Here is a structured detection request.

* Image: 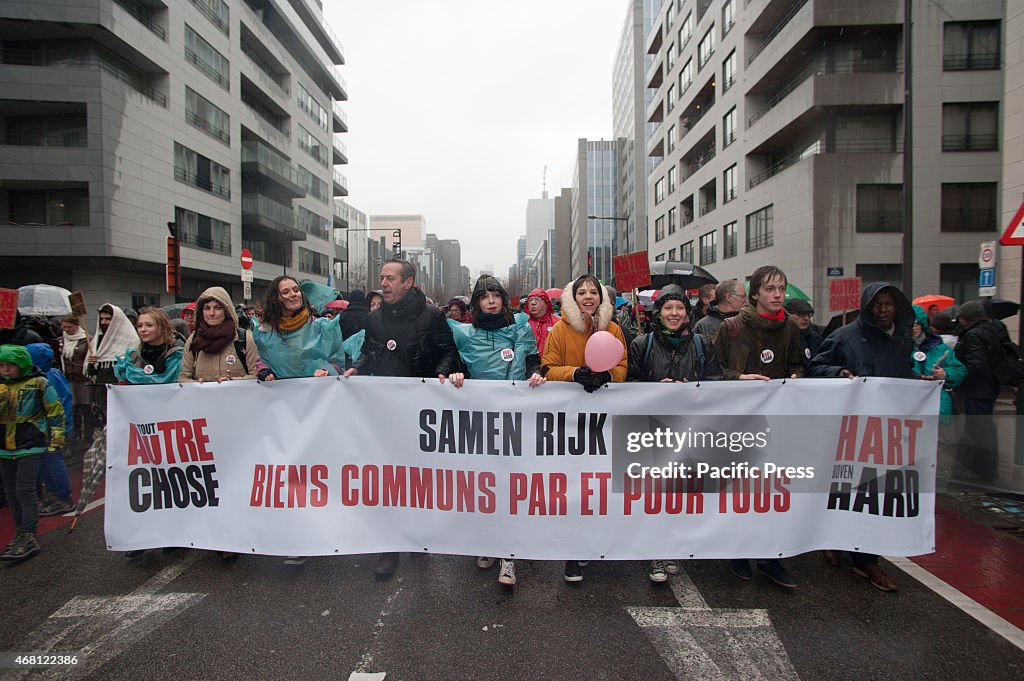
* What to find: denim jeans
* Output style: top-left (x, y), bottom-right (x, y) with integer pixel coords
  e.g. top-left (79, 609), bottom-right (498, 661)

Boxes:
top-left (0, 454), bottom-right (43, 534)
top-left (38, 448), bottom-right (72, 501)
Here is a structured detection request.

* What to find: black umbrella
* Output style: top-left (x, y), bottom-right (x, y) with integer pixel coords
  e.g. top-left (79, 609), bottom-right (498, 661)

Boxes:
top-left (987, 298), bottom-right (1020, 320)
top-left (824, 310), bottom-right (859, 337)
top-left (649, 261), bottom-right (718, 289)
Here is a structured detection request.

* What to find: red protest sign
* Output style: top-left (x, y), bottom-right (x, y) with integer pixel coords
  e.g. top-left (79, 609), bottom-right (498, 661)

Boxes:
top-left (0, 288), bottom-right (18, 330)
top-left (612, 250), bottom-right (651, 291)
top-left (829, 277), bottom-right (862, 311)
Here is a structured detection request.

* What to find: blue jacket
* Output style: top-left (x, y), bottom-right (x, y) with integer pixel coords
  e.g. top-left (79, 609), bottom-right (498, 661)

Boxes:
top-left (26, 343), bottom-right (73, 434)
top-left (252, 316), bottom-right (347, 378)
top-left (448, 313), bottom-right (539, 381)
top-left (808, 282), bottom-right (917, 379)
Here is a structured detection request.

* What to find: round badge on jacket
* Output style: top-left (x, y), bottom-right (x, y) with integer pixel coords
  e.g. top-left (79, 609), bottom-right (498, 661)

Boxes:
top-left (500, 348), bottom-right (515, 363)
top-left (143, 364), bottom-right (154, 375)
top-left (804, 347), bottom-right (811, 359)
top-left (760, 349), bottom-right (775, 364)
top-left (226, 355), bottom-right (237, 365)
top-left (913, 351), bottom-right (927, 363)
top-left (386, 339), bottom-right (398, 351)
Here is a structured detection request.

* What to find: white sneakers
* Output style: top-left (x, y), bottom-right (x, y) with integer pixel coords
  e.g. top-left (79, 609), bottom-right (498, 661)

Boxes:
top-left (498, 559), bottom-right (516, 585)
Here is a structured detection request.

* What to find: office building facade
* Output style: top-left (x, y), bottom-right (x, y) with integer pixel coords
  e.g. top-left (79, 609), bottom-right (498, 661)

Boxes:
top-left (571, 139), bottom-right (619, 284)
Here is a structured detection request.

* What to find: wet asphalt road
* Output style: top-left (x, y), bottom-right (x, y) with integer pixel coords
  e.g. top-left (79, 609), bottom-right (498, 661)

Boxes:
top-left (0, 508), bottom-right (1022, 681)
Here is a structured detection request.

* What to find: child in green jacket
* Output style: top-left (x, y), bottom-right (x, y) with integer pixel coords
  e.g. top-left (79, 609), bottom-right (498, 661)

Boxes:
top-left (0, 344), bottom-right (65, 562)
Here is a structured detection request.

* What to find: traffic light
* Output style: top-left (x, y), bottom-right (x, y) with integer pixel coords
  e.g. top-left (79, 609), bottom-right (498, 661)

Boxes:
top-left (166, 222), bottom-right (181, 294)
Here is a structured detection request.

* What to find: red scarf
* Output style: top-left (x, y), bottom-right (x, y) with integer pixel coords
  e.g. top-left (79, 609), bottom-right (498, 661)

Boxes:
top-left (759, 309), bottom-right (785, 322)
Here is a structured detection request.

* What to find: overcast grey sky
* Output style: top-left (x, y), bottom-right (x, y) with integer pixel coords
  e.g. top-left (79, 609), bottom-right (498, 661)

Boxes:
top-left (326, 0), bottom-right (628, 275)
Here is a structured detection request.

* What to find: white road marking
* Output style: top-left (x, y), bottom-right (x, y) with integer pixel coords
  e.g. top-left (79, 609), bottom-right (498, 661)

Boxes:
top-left (1, 552), bottom-right (205, 681)
top-left (349, 581), bottom-right (403, 680)
top-left (627, 569), bottom-right (800, 681)
top-left (887, 556), bottom-right (1024, 652)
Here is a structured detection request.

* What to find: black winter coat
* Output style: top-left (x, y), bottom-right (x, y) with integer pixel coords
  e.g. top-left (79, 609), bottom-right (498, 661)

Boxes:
top-left (340, 301), bottom-right (370, 339)
top-left (807, 282), bottom-right (916, 379)
top-left (356, 287), bottom-right (460, 378)
top-left (955, 320), bottom-right (1001, 400)
top-left (627, 330), bottom-right (724, 382)
top-left (798, 326), bottom-right (824, 370)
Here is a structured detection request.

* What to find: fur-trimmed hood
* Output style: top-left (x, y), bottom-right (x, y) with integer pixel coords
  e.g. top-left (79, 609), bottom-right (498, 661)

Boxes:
top-left (560, 282), bottom-right (614, 334)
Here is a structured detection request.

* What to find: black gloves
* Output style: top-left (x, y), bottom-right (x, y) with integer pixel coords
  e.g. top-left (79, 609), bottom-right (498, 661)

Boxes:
top-left (573, 367), bottom-right (611, 393)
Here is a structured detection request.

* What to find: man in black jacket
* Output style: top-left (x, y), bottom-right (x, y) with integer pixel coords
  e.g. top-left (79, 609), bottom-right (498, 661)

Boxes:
top-left (344, 260), bottom-right (460, 577)
top-left (784, 299), bottom-right (823, 371)
top-left (339, 288), bottom-right (369, 340)
top-left (807, 282), bottom-right (916, 593)
top-left (954, 300), bottom-right (1001, 483)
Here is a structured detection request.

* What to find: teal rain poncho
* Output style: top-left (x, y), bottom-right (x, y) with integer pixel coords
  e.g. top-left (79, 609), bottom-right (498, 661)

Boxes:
top-left (252, 316), bottom-right (353, 377)
top-left (448, 313), bottom-right (538, 381)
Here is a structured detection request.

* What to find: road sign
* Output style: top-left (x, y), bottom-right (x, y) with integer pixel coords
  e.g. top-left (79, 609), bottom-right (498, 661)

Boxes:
top-left (827, 267), bottom-right (844, 277)
top-left (243, 281), bottom-right (252, 301)
top-left (979, 268), bottom-right (995, 287)
top-left (240, 269), bottom-right (253, 283)
top-left (240, 248), bottom-right (253, 270)
top-left (829, 277), bottom-right (861, 311)
top-left (979, 241), bottom-right (996, 268)
top-left (1000, 199), bottom-right (1024, 245)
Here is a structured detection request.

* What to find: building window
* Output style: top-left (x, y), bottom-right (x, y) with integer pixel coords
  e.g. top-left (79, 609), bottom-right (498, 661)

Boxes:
top-left (297, 206), bottom-right (331, 240)
top-left (655, 215), bottom-right (666, 242)
top-left (299, 247), bottom-right (331, 276)
top-left (723, 165), bottom-right (737, 203)
top-left (189, 0), bottom-right (230, 36)
top-left (723, 221), bottom-right (737, 259)
top-left (942, 102), bottom-right (999, 151)
top-left (668, 206), bottom-right (677, 235)
top-left (667, 124), bottom-right (676, 153)
top-left (297, 83), bottom-right (330, 132)
top-left (698, 26), bottom-right (716, 70)
top-left (944, 21), bottom-right (1000, 71)
top-left (856, 263), bottom-right (903, 287)
top-left (746, 205), bottom-right (773, 252)
top-left (174, 143), bottom-right (230, 199)
top-left (185, 87), bottom-right (230, 144)
top-left (8, 187), bottom-right (89, 225)
top-left (4, 113), bottom-right (86, 147)
top-left (722, 0), bottom-right (736, 37)
top-left (681, 240), bottom-right (694, 263)
top-left (297, 125), bottom-right (329, 168)
top-left (856, 184), bottom-right (902, 232)
top-left (667, 43), bottom-right (675, 71)
top-left (941, 183), bottom-right (997, 232)
top-left (655, 253), bottom-right (666, 262)
top-left (668, 166), bottom-right (677, 194)
top-left (722, 50), bottom-right (736, 92)
top-left (668, 248), bottom-right (677, 260)
top-left (184, 24), bottom-right (229, 90)
top-left (655, 177), bottom-right (666, 204)
top-left (699, 231), bottom-right (717, 265)
top-left (678, 12), bottom-right (692, 50)
top-left (174, 206), bottom-right (230, 255)
top-left (680, 58), bottom-right (693, 93)
top-left (723, 107), bottom-right (736, 147)
top-left (297, 165), bottom-right (329, 203)
top-left (940, 263), bottom-right (978, 303)
top-left (667, 84), bottom-right (676, 112)
top-left (131, 293), bottom-right (160, 310)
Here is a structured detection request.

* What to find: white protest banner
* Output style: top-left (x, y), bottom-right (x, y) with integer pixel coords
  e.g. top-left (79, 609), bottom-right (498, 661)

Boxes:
top-left (105, 377), bottom-right (940, 559)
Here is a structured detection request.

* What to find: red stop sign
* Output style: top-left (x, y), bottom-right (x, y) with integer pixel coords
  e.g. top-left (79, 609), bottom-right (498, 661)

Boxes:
top-left (240, 248), bottom-right (253, 269)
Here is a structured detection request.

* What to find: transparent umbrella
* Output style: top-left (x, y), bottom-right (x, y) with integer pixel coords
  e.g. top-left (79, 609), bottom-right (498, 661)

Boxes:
top-left (17, 284), bottom-right (71, 317)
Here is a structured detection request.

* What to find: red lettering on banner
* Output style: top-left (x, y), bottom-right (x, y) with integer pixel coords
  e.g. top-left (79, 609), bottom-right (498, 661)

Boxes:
top-left (436, 469), bottom-right (454, 511)
top-left (287, 465), bottom-right (307, 508)
top-left (509, 472), bottom-right (526, 515)
top-left (157, 421), bottom-right (176, 463)
top-left (128, 425), bottom-right (151, 465)
top-left (621, 474), bottom-right (640, 515)
top-left (409, 467), bottom-right (433, 508)
top-left (732, 477), bottom-right (751, 513)
top-left (250, 464), bottom-right (266, 506)
top-left (173, 420), bottom-right (199, 462)
top-left (835, 415), bottom-right (858, 461)
top-left (310, 465), bottom-right (328, 507)
top-left (363, 465), bottom-right (380, 506)
top-left (887, 418), bottom-right (903, 466)
top-left (774, 473), bottom-right (791, 512)
top-left (193, 418), bottom-right (213, 460)
top-left (457, 470), bottom-right (475, 512)
top-left (478, 472), bottom-right (496, 513)
top-left (905, 419), bottom-right (922, 465)
top-left (383, 465), bottom-right (407, 507)
top-left (858, 417), bottom-right (884, 464)
top-left (272, 465), bottom-right (285, 508)
top-left (341, 464), bottom-right (358, 506)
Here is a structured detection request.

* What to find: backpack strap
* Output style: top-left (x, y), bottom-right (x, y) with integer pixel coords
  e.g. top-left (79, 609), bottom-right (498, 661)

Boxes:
top-left (693, 334), bottom-right (705, 380)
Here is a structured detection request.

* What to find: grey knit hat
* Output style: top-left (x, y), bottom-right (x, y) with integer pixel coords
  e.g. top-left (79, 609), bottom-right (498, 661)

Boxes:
top-left (956, 300), bottom-right (986, 324)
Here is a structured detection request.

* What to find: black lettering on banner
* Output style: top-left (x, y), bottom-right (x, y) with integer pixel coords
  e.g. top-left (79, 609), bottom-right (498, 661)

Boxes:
top-left (419, 410), bottom-right (436, 452)
top-left (459, 410), bottom-right (484, 454)
top-left (536, 412), bottom-right (554, 455)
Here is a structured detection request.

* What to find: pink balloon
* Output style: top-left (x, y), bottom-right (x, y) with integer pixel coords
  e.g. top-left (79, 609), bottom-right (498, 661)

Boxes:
top-left (585, 331), bottom-right (625, 373)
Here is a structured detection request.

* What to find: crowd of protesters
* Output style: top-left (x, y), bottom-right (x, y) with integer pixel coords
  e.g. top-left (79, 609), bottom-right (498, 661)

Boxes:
top-left (0, 260), bottom-right (1014, 597)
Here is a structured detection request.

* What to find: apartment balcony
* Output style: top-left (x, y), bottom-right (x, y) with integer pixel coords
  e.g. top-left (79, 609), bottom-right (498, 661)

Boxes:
top-left (332, 99), bottom-right (348, 133)
top-left (332, 168), bottom-right (348, 197)
top-left (241, 140), bottom-right (306, 201)
top-left (241, 193), bottom-right (306, 241)
top-left (646, 53), bottom-right (664, 90)
top-left (332, 198), bottom-right (350, 229)
top-left (747, 137), bottom-right (902, 189)
top-left (113, 0), bottom-right (167, 40)
top-left (646, 19), bottom-right (663, 56)
top-left (332, 135), bottom-right (348, 165)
